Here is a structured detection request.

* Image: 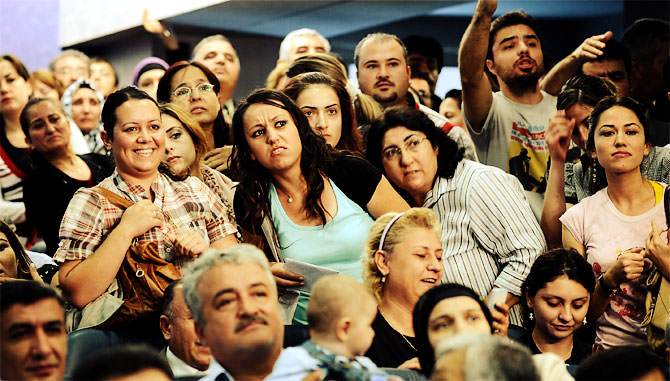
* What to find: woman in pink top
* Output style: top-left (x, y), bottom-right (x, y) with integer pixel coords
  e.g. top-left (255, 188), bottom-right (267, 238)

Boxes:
top-left (560, 96), bottom-right (667, 349)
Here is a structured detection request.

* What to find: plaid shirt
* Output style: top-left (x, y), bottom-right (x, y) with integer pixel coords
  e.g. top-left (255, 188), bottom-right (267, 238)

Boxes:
top-left (54, 170), bottom-right (236, 265)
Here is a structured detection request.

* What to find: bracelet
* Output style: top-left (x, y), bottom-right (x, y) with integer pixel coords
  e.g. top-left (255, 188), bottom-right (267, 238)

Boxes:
top-left (597, 273), bottom-right (617, 297)
top-left (162, 27), bottom-right (173, 39)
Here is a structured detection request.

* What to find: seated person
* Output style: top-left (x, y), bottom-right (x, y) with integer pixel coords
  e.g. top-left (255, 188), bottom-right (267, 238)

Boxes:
top-left (574, 346), bottom-right (667, 381)
top-left (0, 219), bottom-right (44, 282)
top-left (159, 280), bottom-right (210, 378)
top-left (70, 344), bottom-right (172, 381)
top-left (268, 274), bottom-right (394, 380)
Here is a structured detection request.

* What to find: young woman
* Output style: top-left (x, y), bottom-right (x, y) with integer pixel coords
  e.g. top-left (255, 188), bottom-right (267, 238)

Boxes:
top-left (0, 55), bottom-right (34, 243)
top-left (21, 97), bottom-right (112, 256)
top-left (366, 106), bottom-right (545, 327)
top-left (519, 249), bottom-right (595, 365)
top-left (561, 96), bottom-right (666, 349)
top-left (283, 72), bottom-right (363, 152)
top-left (412, 283), bottom-right (495, 375)
top-left (0, 219), bottom-right (41, 282)
top-left (160, 103), bottom-right (237, 230)
top-left (361, 208), bottom-right (444, 370)
top-left (55, 87), bottom-right (237, 335)
top-left (542, 75), bottom-right (670, 248)
top-left (156, 61), bottom-right (232, 171)
top-left (132, 57), bottom-right (168, 100)
top-left (230, 89), bottom-right (408, 325)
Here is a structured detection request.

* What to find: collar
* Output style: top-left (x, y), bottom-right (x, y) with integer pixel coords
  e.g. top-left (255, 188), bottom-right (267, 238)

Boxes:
top-left (165, 347), bottom-right (209, 378)
top-left (205, 359), bottom-right (235, 381)
top-left (422, 161), bottom-right (464, 208)
top-left (110, 169), bottom-right (164, 202)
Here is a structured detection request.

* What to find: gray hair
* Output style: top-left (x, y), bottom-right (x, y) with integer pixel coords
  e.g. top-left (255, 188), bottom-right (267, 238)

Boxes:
top-left (354, 32), bottom-right (408, 68)
top-left (435, 334), bottom-right (539, 381)
top-left (49, 49), bottom-right (90, 72)
top-left (191, 34), bottom-right (237, 65)
top-left (278, 28), bottom-right (330, 61)
top-left (181, 244), bottom-right (274, 327)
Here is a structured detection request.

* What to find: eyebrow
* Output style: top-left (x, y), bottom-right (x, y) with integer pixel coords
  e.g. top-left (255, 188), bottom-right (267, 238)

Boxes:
top-left (174, 78), bottom-right (206, 90)
top-left (120, 119), bottom-right (160, 127)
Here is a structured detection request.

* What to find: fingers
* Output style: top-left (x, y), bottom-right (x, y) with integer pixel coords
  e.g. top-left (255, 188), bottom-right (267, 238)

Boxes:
top-left (490, 303), bottom-right (510, 336)
top-left (270, 263), bottom-right (304, 287)
top-left (29, 263), bottom-right (43, 282)
top-left (173, 231), bottom-right (208, 258)
top-left (142, 8), bottom-right (149, 23)
top-left (397, 357), bottom-right (422, 371)
top-left (301, 370), bottom-right (323, 381)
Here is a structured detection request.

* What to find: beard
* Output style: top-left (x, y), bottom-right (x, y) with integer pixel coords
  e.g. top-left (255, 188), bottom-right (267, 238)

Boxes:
top-left (373, 91), bottom-right (399, 106)
top-left (505, 70), bottom-right (543, 95)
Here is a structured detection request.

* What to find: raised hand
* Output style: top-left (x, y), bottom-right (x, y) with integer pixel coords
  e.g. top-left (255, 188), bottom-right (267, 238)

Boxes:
top-left (571, 31), bottom-right (613, 62)
top-left (546, 110), bottom-right (576, 163)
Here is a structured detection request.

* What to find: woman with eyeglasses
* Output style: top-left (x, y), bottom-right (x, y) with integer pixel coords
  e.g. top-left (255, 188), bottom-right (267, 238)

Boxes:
top-left (157, 61), bottom-right (232, 172)
top-left (366, 106), bottom-right (546, 328)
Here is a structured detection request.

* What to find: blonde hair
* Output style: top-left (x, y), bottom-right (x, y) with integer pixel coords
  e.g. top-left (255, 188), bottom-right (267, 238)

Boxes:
top-left (159, 103), bottom-right (209, 165)
top-left (265, 61), bottom-right (291, 90)
top-left (30, 69), bottom-right (62, 97)
top-left (362, 207), bottom-right (441, 302)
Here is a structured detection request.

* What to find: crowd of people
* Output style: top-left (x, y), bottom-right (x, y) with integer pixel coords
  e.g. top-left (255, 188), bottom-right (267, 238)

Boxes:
top-left (1, 0), bottom-right (669, 380)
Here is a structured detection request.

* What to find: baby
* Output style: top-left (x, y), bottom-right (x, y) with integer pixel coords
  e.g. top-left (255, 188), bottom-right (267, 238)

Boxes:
top-left (268, 274), bottom-right (395, 380)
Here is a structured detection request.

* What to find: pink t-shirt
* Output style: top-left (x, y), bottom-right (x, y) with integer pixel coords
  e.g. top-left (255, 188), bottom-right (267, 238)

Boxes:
top-left (560, 185), bottom-right (665, 349)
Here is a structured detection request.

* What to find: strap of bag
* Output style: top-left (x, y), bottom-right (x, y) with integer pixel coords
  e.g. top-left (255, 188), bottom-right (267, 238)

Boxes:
top-left (93, 186), bottom-right (134, 210)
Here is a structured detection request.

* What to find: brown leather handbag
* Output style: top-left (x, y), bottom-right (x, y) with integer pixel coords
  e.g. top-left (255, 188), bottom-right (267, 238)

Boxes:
top-left (94, 187), bottom-right (182, 330)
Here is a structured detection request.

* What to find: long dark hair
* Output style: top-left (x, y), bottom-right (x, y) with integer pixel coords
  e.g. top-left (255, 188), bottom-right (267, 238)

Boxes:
top-left (413, 283), bottom-right (494, 376)
top-left (0, 220), bottom-right (33, 280)
top-left (520, 249), bottom-right (595, 330)
top-left (283, 72), bottom-right (363, 152)
top-left (366, 106), bottom-right (464, 204)
top-left (230, 89), bottom-right (333, 236)
top-left (585, 95), bottom-right (650, 193)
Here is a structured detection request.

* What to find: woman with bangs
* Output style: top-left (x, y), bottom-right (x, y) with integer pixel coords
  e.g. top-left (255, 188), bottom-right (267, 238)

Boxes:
top-left (561, 96), bottom-right (670, 350)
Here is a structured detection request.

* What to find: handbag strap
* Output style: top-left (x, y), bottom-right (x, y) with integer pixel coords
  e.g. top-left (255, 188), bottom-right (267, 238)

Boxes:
top-left (664, 184), bottom-right (670, 228)
top-left (93, 186), bottom-right (134, 210)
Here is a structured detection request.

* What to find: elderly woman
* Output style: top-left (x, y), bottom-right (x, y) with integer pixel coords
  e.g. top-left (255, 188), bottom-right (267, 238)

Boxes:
top-left (230, 89), bottom-right (408, 325)
top-left (362, 208), bottom-right (443, 370)
top-left (366, 106), bottom-right (546, 327)
top-left (20, 97), bottom-right (113, 256)
top-left (62, 78), bottom-right (107, 154)
top-left (55, 87), bottom-right (237, 337)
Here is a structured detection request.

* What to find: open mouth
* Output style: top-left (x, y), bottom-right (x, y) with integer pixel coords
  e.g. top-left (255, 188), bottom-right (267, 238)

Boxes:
top-left (271, 147), bottom-right (286, 156)
top-left (134, 148), bottom-right (155, 157)
top-left (421, 278), bottom-right (437, 284)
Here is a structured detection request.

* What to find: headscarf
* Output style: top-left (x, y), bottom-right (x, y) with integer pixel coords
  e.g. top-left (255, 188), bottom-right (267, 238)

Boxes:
top-left (132, 57), bottom-right (169, 86)
top-left (412, 283), bottom-right (494, 376)
top-left (61, 78), bottom-right (105, 154)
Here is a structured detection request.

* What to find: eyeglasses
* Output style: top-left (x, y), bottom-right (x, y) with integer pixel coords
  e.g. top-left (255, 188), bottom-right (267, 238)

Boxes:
top-left (382, 135), bottom-right (427, 161)
top-left (171, 83), bottom-right (215, 99)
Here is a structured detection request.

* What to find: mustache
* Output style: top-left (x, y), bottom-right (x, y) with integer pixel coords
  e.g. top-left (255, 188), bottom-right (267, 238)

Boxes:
top-left (375, 80), bottom-right (394, 87)
top-left (234, 315), bottom-right (268, 332)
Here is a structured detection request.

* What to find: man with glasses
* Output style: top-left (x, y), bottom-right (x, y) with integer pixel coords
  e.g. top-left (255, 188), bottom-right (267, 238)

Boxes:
top-left (49, 49), bottom-right (90, 90)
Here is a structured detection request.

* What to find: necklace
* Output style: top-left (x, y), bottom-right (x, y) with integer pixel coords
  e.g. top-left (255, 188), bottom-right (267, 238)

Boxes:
top-left (275, 185), bottom-right (294, 203)
top-left (379, 309), bottom-right (417, 353)
top-left (400, 332), bottom-right (418, 353)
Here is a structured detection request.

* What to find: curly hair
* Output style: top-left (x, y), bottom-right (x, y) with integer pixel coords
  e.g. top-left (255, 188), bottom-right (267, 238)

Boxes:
top-left (229, 89), bottom-right (333, 236)
top-left (283, 72), bottom-right (363, 152)
top-left (362, 207), bottom-right (441, 302)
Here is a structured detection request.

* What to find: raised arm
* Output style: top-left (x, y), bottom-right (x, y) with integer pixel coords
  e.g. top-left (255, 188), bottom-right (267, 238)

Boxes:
top-left (458, 0), bottom-right (496, 133)
top-left (540, 31), bottom-right (612, 95)
top-left (540, 111), bottom-right (575, 248)
top-left (59, 199), bottom-right (162, 308)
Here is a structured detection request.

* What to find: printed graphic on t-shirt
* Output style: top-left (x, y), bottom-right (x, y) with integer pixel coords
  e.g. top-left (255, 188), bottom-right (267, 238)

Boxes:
top-left (508, 121), bottom-right (548, 192)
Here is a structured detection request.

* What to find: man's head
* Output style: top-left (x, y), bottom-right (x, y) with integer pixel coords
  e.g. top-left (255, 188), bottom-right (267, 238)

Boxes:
top-left (90, 57), bottom-right (118, 99)
top-left (622, 18), bottom-right (670, 104)
top-left (355, 33), bottom-right (411, 108)
top-left (192, 34), bottom-right (240, 102)
top-left (410, 71), bottom-right (435, 109)
top-left (307, 275), bottom-right (377, 359)
top-left (432, 334), bottom-right (539, 381)
top-left (70, 345), bottom-right (173, 381)
top-left (159, 280), bottom-right (211, 371)
top-left (580, 39), bottom-right (631, 96)
top-left (403, 35), bottom-right (443, 87)
top-left (0, 281), bottom-right (67, 381)
top-left (486, 11), bottom-right (545, 94)
top-left (278, 28), bottom-right (330, 63)
top-left (49, 49), bottom-right (90, 89)
top-left (575, 346), bottom-right (667, 381)
top-left (182, 244), bottom-right (283, 378)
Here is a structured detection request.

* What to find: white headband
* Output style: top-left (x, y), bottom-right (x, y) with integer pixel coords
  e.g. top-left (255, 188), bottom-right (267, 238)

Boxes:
top-left (377, 212), bottom-right (406, 252)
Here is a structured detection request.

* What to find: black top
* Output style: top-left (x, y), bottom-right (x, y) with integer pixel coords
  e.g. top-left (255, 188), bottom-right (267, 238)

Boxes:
top-left (24, 153), bottom-right (113, 256)
top-left (514, 330), bottom-right (592, 366)
top-left (326, 153), bottom-right (382, 212)
top-left (0, 127), bottom-right (31, 175)
top-left (365, 311), bottom-right (418, 369)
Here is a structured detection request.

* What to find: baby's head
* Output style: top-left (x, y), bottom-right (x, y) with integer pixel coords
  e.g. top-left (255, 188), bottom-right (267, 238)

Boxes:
top-left (307, 274), bottom-right (378, 359)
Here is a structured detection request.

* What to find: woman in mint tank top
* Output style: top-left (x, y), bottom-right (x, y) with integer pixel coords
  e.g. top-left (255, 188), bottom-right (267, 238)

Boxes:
top-left (230, 89), bottom-right (409, 325)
